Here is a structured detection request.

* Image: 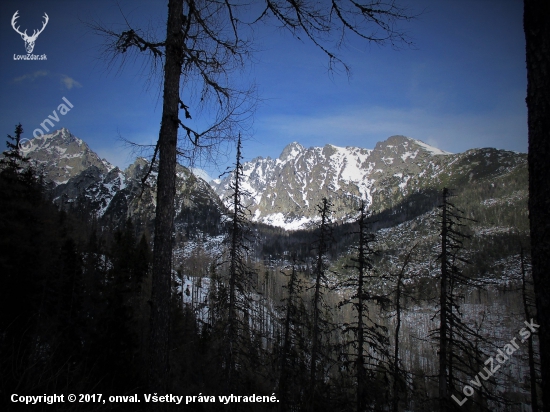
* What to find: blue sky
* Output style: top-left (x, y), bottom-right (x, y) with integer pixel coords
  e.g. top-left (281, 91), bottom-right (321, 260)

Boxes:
top-left (0, 0), bottom-right (526, 180)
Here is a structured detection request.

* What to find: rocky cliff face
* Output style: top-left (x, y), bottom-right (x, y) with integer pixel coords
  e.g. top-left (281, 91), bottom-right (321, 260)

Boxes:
top-left (212, 142), bottom-right (375, 229)
top-left (212, 135), bottom-right (527, 230)
top-left (23, 128), bottom-right (112, 185)
top-left (22, 129), bottom-right (527, 237)
top-left (23, 129), bottom-right (225, 236)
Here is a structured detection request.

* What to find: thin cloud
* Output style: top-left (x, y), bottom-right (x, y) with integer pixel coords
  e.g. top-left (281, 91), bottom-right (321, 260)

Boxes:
top-left (256, 105), bottom-right (528, 154)
top-left (60, 75), bottom-right (82, 90)
top-left (13, 70), bottom-right (49, 83)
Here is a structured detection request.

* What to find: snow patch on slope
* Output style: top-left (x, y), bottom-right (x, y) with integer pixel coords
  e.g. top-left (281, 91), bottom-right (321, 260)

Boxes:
top-left (413, 139), bottom-right (453, 155)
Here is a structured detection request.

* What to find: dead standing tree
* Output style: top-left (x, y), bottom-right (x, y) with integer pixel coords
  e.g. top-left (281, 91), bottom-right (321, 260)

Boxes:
top-left (337, 202), bottom-right (391, 411)
top-left (221, 134), bottom-right (256, 391)
top-left (434, 188), bottom-right (500, 411)
top-left (278, 253), bottom-right (307, 411)
top-left (436, 187), bottom-right (474, 411)
top-left (308, 197), bottom-right (335, 412)
top-left (91, 0), bottom-right (414, 394)
top-left (520, 246), bottom-right (540, 412)
top-left (388, 243), bottom-right (419, 412)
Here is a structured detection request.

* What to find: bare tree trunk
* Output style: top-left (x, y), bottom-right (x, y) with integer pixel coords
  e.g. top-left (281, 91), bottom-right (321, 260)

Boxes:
top-left (89, 0), bottom-right (415, 402)
top-left (356, 204), bottom-right (366, 412)
top-left (392, 270), bottom-right (402, 412)
top-left (148, 0), bottom-right (183, 395)
top-left (279, 256), bottom-right (299, 412)
top-left (448, 271), bottom-right (455, 396)
top-left (308, 198), bottom-right (331, 412)
top-left (309, 252), bottom-right (322, 411)
top-left (524, 1), bottom-right (550, 409)
top-left (521, 246), bottom-right (539, 412)
top-left (439, 187), bottom-right (449, 411)
top-left (225, 134), bottom-right (243, 386)
top-left (392, 245), bottom-right (416, 412)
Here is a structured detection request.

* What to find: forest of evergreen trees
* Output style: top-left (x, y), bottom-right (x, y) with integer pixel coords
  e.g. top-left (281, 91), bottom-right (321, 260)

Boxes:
top-left (1, 125), bottom-right (541, 411)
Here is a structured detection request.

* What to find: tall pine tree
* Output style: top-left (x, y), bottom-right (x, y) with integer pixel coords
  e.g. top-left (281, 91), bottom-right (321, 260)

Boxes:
top-left (338, 202), bottom-right (390, 411)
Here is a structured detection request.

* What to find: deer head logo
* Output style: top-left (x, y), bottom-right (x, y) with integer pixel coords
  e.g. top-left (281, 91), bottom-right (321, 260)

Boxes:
top-left (11, 11), bottom-right (49, 54)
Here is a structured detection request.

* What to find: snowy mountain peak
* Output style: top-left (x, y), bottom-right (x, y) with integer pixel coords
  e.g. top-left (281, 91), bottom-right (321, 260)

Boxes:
top-left (279, 141), bottom-right (305, 161)
top-left (30, 135), bottom-right (226, 233)
top-left (33, 128), bottom-right (83, 147)
top-left (378, 135), bottom-right (452, 156)
top-left (23, 128), bottom-right (111, 185)
top-left (410, 138), bottom-right (452, 155)
top-left (212, 136), bottom-right (525, 230)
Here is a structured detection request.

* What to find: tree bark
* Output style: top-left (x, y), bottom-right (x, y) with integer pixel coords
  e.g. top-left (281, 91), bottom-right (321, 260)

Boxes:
top-left (308, 198), bottom-right (330, 412)
top-left (439, 187), bottom-right (448, 411)
top-left (356, 204), bottom-right (366, 412)
top-left (279, 257), bottom-right (298, 412)
top-left (148, 0), bottom-right (183, 395)
top-left (225, 134), bottom-right (243, 387)
top-left (521, 247), bottom-right (539, 412)
top-left (392, 246), bottom-right (415, 412)
top-left (524, 1), bottom-right (550, 409)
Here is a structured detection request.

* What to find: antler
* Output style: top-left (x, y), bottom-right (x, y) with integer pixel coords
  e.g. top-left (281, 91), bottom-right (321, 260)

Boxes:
top-left (28, 13), bottom-right (49, 41)
top-left (11, 11), bottom-right (49, 41)
top-left (11, 11), bottom-right (27, 38)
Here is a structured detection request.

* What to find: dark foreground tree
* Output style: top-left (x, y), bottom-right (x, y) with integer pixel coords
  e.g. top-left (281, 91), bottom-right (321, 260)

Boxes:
top-left (221, 134), bottom-right (256, 391)
top-left (437, 187), bottom-right (452, 411)
top-left (93, 0), bottom-right (414, 394)
top-left (1, 123), bottom-right (28, 174)
top-left (308, 198), bottom-right (334, 411)
top-left (434, 188), bottom-right (507, 411)
top-left (1, 125), bottom-right (153, 408)
top-left (337, 202), bottom-right (390, 411)
top-left (524, 1), bottom-right (550, 408)
top-left (278, 253), bottom-right (307, 411)
top-left (436, 187), bottom-right (471, 411)
top-left (520, 246), bottom-right (540, 412)
top-left (389, 243), bottom-right (419, 412)
top-left (435, 188), bottom-right (483, 411)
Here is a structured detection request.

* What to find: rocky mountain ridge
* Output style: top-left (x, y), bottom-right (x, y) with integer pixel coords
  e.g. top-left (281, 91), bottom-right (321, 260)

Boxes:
top-left (22, 128), bottom-right (112, 184)
top-left (212, 135), bottom-right (526, 230)
top-left (21, 128), bottom-right (224, 236)
top-left (18, 129), bottom-right (528, 240)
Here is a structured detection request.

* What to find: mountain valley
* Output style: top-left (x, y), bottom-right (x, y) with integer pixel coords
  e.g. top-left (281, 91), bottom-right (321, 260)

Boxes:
top-left (7, 127), bottom-right (536, 410)
top-left (18, 128), bottom-right (530, 273)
